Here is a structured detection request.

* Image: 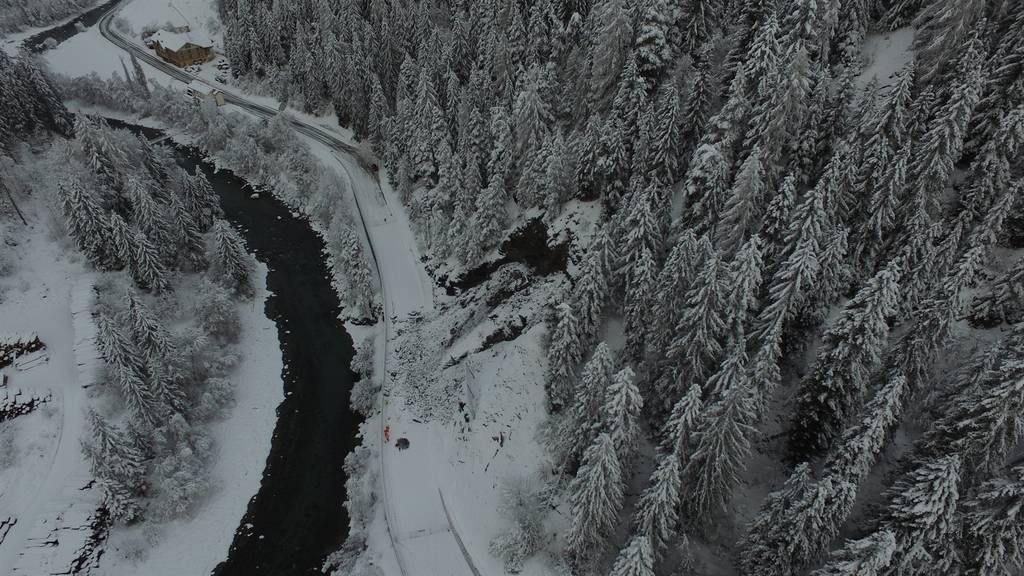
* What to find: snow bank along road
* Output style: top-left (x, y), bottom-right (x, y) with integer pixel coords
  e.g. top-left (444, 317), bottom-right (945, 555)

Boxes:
top-left (96, 4), bottom-right (477, 575)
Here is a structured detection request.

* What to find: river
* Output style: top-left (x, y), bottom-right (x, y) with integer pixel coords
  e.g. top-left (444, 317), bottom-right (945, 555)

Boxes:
top-left (21, 0), bottom-right (119, 53)
top-left (105, 118), bottom-right (359, 575)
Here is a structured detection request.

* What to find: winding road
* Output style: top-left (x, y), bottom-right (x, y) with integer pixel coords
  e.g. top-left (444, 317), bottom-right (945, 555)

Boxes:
top-left (94, 4), bottom-right (478, 575)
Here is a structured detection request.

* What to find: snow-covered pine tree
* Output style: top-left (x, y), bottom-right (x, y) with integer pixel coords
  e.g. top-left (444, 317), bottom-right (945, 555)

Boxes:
top-left (722, 235), bottom-right (764, 340)
top-left (589, 0), bottom-right (633, 101)
top-left (512, 65), bottom-right (553, 165)
top-left (131, 225), bottom-right (169, 293)
top-left (546, 302), bottom-right (584, 410)
top-left (739, 463), bottom-right (857, 576)
top-left (126, 289), bottom-right (172, 360)
top-left (209, 220), bottom-right (254, 297)
top-left (633, 0), bottom-right (673, 78)
top-left (678, 0), bottom-right (723, 53)
top-left (182, 170), bottom-right (221, 232)
top-left (961, 465), bottom-right (1024, 575)
top-left (657, 244), bottom-right (727, 401)
top-left (632, 450), bottom-right (682, 556)
top-left (881, 455), bottom-right (963, 572)
top-left (608, 533), bottom-right (655, 576)
top-left (114, 360), bottom-right (160, 427)
top-left (129, 52), bottom-right (149, 96)
top-left (662, 381), bottom-right (702, 453)
top-left (646, 81), bottom-right (684, 186)
top-left (790, 260), bottom-right (902, 459)
top-left (644, 232), bottom-right (703, 385)
top-left (603, 366), bottom-right (642, 464)
top-left (912, 0), bottom-right (987, 82)
top-left (682, 337), bottom-right (755, 515)
top-left (809, 531), bottom-right (897, 576)
top-left (715, 147), bottom-right (766, 255)
top-left (566, 432), bottom-right (624, 560)
top-left (59, 178), bottom-right (110, 265)
top-left (558, 341), bottom-right (617, 467)
top-left (96, 309), bottom-right (144, 376)
top-left (85, 409), bottom-right (145, 522)
top-left (572, 228), bottom-right (615, 349)
top-left (970, 255), bottom-right (1024, 325)
top-left (921, 324), bottom-right (1024, 473)
top-left (824, 373), bottom-right (907, 483)
top-left (624, 244), bottom-right (657, 358)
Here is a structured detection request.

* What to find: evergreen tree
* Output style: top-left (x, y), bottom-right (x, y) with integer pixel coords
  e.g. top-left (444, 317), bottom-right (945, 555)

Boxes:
top-left (790, 261), bottom-right (902, 459)
top-left (683, 338), bottom-right (755, 514)
top-left (559, 342), bottom-right (617, 466)
top-left (114, 360), bottom-right (159, 427)
top-left (633, 0), bottom-right (673, 77)
top-left (126, 289), bottom-right (172, 360)
top-left (633, 450), bottom-right (681, 555)
top-left (912, 0), bottom-right (987, 82)
top-left (546, 302), bottom-right (584, 410)
top-left (882, 455), bottom-right (962, 572)
top-left (716, 147), bottom-right (766, 254)
top-left (85, 409), bottom-right (145, 522)
top-left (739, 463), bottom-right (857, 576)
top-left (679, 0), bottom-right (723, 53)
top-left (566, 432), bottom-right (624, 559)
top-left (209, 220), bottom-right (254, 297)
top-left (182, 171), bottom-right (221, 231)
top-left (810, 531), bottom-right (897, 576)
top-left (96, 308), bottom-right (143, 376)
top-left (962, 466), bottom-right (1024, 576)
top-left (609, 534), bottom-right (655, 576)
top-left (59, 178), bottom-right (109, 265)
top-left (589, 0), bottom-right (633, 100)
top-left (603, 366), bottom-right (642, 463)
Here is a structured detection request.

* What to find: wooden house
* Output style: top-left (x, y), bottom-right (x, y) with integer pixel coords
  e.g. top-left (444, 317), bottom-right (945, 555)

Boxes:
top-left (150, 30), bottom-right (214, 67)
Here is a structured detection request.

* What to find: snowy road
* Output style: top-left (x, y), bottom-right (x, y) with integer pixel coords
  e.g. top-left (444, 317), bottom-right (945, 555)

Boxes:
top-left (95, 4), bottom-right (479, 575)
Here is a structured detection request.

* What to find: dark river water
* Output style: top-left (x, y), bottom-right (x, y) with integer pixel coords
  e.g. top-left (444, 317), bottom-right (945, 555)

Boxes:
top-left (22, 0), bottom-right (119, 53)
top-left (104, 118), bottom-right (359, 575)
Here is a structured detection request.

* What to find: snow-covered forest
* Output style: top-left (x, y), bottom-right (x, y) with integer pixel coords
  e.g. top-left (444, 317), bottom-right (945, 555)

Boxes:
top-left (215, 0), bottom-right (1024, 574)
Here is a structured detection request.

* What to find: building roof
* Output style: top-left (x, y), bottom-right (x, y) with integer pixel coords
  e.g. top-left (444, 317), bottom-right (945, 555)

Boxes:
top-left (150, 29), bottom-right (213, 52)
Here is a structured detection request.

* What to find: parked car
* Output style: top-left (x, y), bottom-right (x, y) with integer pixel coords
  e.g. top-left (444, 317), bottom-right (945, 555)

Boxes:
top-left (214, 74), bottom-right (227, 84)
top-left (216, 61), bottom-right (230, 70)
top-left (185, 65), bottom-right (200, 73)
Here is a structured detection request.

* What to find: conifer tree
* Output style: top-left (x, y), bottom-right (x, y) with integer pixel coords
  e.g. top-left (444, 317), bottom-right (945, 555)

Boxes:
top-left (589, 0), bottom-right (633, 100)
top-left (810, 531), bottom-right (897, 576)
top-left (716, 147), bottom-right (766, 254)
top-left (559, 342), bottom-right (616, 466)
top-left (209, 220), bottom-right (253, 297)
top-left (790, 261), bottom-right (902, 459)
top-left (683, 338), bottom-right (755, 514)
top-left (546, 302), bottom-right (583, 410)
top-left (59, 178), bottom-right (109, 265)
top-left (114, 360), bottom-right (159, 427)
top-left (603, 366), bottom-right (642, 463)
top-left (126, 289), bottom-right (171, 360)
top-left (131, 227), bottom-right (169, 293)
top-left (633, 0), bottom-right (673, 78)
top-left (679, 0), bottom-right (723, 53)
top-left (633, 450), bottom-right (681, 555)
top-left (85, 410), bottom-right (145, 522)
top-left (657, 246), bottom-right (726, 401)
top-left (566, 432), bottom-right (624, 559)
top-left (182, 171), bottom-right (221, 232)
top-left (644, 232), bottom-right (702, 383)
top-left (912, 0), bottom-right (987, 82)
top-left (739, 463), bottom-right (857, 576)
top-left (609, 534), bottom-right (655, 576)
top-left (882, 455), bottom-right (962, 572)
top-left (96, 309), bottom-right (143, 376)
top-left (962, 465), bottom-right (1024, 575)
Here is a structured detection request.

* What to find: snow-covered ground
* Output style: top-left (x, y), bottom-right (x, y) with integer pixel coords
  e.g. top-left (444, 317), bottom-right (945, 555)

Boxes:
top-left (0, 228), bottom-right (101, 574)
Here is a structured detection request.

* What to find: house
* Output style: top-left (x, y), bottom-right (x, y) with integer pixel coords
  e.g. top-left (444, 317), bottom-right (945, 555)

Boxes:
top-left (150, 29), bottom-right (214, 67)
top-left (186, 80), bottom-right (225, 106)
